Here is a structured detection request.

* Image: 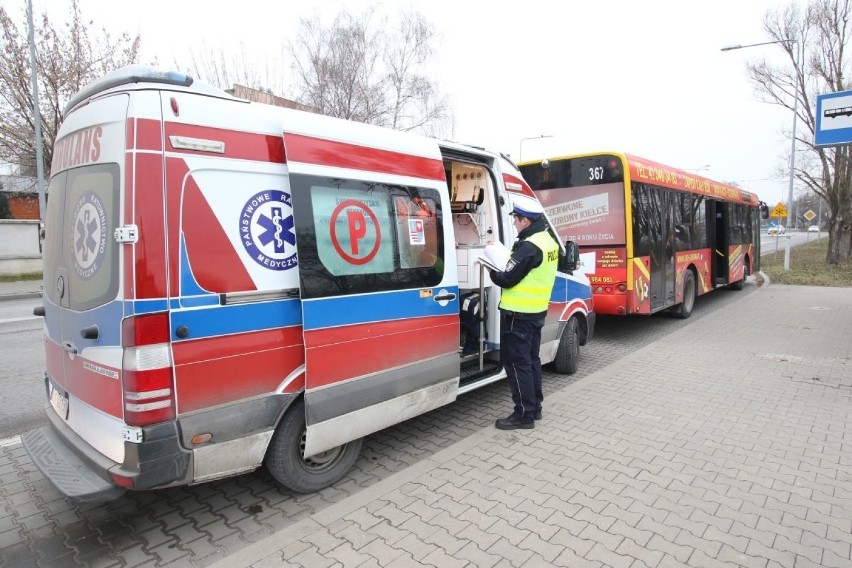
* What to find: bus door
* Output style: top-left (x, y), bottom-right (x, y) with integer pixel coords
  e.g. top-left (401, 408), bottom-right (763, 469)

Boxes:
top-left (648, 190), bottom-right (676, 311)
top-left (710, 201), bottom-right (730, 285)
top-left (289, 172), bottom-right (461, 459)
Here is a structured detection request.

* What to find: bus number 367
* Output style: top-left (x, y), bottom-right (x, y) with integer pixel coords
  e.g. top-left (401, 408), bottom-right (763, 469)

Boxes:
top-left (589, 167), bottom-right (604, 181)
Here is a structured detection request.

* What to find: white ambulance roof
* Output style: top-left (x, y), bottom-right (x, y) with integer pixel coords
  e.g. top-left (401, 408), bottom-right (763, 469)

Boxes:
top-left (64, 65), bottom-right (235, 115)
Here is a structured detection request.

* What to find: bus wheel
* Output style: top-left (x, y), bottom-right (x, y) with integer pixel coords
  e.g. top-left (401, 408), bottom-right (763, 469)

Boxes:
top-left (264, 398), bottom-right (363, 493)
top-left (730, 259), bottom-right (748, 290)
top-left (553, 316), bottom-right (579, 374)
top-left (672, 270), bottom-right (695, 319)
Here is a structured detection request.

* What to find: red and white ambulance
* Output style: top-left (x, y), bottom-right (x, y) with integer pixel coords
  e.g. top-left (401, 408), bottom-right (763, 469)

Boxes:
top-left (23, 66), bottom-right (594, 502)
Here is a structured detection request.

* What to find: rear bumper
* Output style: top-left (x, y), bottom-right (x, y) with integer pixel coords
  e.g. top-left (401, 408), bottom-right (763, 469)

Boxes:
top-left (22, 408), bottom-right (125, 503)
top-left (22, 401), bottom-right (192, 503)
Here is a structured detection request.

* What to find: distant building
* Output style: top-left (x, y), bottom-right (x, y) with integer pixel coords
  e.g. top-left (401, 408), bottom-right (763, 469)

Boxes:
top-left (228, 85), bottom-right (318, 113)
top-left (0, 174), bottom-right (39, 220)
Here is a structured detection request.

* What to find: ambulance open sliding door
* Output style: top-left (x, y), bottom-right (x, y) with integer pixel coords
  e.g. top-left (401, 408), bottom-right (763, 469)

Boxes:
top-left (290, 173), bottom-right (460, 457)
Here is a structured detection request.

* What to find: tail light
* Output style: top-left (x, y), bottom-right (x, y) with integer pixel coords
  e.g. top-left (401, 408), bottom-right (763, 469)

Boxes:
top-left (594, 284), bottom-right (627, 294)
top-left (121, 313), bottom-right (175, 426)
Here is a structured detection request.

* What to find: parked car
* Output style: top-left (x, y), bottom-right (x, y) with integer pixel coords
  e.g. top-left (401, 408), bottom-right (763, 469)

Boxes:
top-left (767, 226), bottom-right (786, 236)
top-left (808, 225), bottom-right (819, 232)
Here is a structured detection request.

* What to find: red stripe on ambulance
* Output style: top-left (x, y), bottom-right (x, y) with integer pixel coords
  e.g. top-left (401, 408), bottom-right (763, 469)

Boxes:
top-left (284, 133), bottom-right (446, 181)
top-left (304, 315), bottom-right (458, 389)
top-left (180, 174), bottom-right (256, 292)
top-left (133, 153), bottom-right (168, 299)
top-left (136, 118), bottom-right (163, 152)
top-left (165, 122), bottom-right (285, 162)
top-left (173, 326), bottom-right (305, 413)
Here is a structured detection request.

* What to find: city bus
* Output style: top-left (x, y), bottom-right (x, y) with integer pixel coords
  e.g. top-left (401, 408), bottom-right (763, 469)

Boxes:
top-left (519, 152), bottom-right (768, 318)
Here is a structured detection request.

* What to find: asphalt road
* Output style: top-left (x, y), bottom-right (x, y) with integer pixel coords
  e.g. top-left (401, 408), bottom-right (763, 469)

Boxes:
top-left (0, 298), bottom-right (44, 439)
top-left (759, 229), bottom-right (822, 256)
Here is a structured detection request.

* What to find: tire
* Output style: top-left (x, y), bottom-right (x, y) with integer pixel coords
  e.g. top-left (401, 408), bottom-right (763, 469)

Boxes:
top-left (264, 398), bottom-right (363, 493)
top-left (672, 270), bottom-right (695, 319)
top-left (553, 316), bottom-right (579, 374)
top-left (730, 258), bottom-right (748, 290)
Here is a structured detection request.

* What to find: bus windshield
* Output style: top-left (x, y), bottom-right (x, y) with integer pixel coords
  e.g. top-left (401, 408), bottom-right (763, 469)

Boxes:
top-left (520, 155), bottom-right (626, 247)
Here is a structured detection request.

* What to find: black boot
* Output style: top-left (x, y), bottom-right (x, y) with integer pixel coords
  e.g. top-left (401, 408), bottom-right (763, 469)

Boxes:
top-left (495, 413), bottom-right (534, 430)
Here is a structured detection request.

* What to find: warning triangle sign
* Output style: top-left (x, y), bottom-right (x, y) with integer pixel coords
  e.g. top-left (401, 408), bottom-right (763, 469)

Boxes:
top-left (770, 202), bottom-right (788, 218)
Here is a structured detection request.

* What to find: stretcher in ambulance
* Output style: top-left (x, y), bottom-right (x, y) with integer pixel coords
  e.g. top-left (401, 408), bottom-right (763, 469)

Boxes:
top-left (23, 66), bottom-right (595, 501)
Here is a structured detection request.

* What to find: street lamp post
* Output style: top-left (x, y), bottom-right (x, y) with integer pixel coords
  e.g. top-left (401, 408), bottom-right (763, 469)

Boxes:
top-left (518, 135), bottom-right (553, 163)
top-left (26, 0), bottom-right (46, 227)
top-left (722, 39), bottom-right (798, 270)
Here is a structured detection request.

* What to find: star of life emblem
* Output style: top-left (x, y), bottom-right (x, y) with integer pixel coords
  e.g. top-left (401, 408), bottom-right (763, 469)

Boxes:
top-left (71, 191), bottom-right (107, 280)
top-left (240, 190), bottom-right (298, 271)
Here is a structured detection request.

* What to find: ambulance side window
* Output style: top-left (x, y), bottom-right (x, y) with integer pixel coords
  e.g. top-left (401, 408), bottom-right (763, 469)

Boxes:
top-left (290, 174), bottom-right (444, 300)
top-left (394, 195), bottom-right (440, 270)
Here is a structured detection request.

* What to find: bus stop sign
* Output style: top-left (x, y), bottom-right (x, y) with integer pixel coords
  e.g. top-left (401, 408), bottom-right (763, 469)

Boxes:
top-left (816, 90), bottom-right (852, 146)
top-left (770, 202), bottom-right (788, 218)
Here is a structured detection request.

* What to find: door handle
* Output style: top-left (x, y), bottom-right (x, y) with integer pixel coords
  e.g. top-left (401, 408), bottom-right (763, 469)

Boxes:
top-left (80, 325), bottom-right (99, 340)
top-left (433, 293), bottom-right (456, 302)
top-left (63, 342), bottom-right (78, 355)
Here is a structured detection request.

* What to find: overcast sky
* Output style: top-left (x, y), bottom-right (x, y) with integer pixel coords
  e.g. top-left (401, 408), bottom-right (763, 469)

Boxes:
top-left (26, 0), bottom-right (808, 207)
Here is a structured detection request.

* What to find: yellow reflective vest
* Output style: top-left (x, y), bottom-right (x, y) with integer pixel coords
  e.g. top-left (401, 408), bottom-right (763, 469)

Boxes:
top-left (499, 230), bottom-right (558, 313)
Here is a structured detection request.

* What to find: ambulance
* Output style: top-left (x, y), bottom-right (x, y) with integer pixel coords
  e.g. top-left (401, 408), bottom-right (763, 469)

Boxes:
top-left (23, 65), bottom-right (594, 502)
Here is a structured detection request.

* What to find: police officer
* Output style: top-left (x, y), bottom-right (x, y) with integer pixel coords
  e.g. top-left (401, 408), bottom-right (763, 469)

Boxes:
top-left (489, 194), bottom-right (558, 430)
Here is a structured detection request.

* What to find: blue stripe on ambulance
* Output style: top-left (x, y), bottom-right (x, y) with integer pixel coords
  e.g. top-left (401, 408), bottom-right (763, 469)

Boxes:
top-left (550, 275), bottom-right (592, 303)
top-left (302, 288), bottom-right (460, 331)
top-left (168, 299), bottom-right (303, 341)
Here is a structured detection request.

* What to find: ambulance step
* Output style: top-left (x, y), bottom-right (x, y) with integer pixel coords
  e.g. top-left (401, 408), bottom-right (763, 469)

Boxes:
top-left (460, 359), bottom-right (502, 383)
top-left (21, 426), bottom-right (125, 503)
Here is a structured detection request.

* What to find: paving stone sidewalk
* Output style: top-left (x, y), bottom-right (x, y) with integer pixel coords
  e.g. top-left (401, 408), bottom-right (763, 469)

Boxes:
top-left (214, 284), bottom-right (852, 568)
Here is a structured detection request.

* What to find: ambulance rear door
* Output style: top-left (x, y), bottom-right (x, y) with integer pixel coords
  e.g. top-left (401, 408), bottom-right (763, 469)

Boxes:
top-left (288, 147), bottom-right (460, 458)
top-left (40, 93), bottom-right (128, 465)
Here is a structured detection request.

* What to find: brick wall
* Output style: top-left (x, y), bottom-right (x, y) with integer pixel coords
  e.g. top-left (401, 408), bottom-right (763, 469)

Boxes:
top-left (7, 195), bottom-right (40, 220)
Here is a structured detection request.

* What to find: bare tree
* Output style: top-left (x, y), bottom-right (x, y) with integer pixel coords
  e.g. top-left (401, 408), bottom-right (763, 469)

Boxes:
top-left (289, 7), bottom-right (452, 137)
top-left (0, 0), bottom-right (140, 179)
top-left (179, 41), bottom-right (290, 97)
top-left (748, 0), bottom-right (852, 264)
top-left (383, 9), bottom-right (452, 136)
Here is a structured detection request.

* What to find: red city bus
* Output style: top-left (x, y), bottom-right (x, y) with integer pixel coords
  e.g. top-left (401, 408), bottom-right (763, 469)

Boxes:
top-left (519, 152), bottom-right (768, 318)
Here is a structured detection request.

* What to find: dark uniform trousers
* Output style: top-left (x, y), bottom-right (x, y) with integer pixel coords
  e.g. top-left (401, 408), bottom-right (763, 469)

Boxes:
top-left (500, 310), bottom-right (545, 421)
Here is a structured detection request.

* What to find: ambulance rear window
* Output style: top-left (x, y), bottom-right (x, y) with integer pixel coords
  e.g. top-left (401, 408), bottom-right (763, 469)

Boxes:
top-left (42, 164), bottom-right (120, 310)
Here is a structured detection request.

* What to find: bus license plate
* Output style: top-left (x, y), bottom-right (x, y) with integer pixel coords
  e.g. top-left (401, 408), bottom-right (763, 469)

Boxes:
top-left (49, 382), bottom-right (69, 420)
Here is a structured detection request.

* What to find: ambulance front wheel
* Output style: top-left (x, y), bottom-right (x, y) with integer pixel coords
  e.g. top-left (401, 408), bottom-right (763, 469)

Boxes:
top-left (553, 316), bottom-right (579, 375)
top-left (264, 398), bottom-right (363, 493)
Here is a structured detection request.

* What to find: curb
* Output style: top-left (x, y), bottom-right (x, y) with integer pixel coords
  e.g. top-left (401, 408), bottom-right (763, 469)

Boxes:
top-left (0, 291), bottom-right (43, 302)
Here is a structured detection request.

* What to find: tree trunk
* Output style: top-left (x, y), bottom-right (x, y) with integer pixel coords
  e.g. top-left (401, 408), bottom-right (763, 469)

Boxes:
top-left (826, 205), bottom-right (852, 264)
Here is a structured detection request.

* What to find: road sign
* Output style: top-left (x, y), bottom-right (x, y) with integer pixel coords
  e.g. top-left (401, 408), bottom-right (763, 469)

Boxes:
top-left (804, 209), bottom-right (816, 221)
top-left (769, 202), bottom-right (788, 218)
top-left (816, 90), bottom-right (852, 146)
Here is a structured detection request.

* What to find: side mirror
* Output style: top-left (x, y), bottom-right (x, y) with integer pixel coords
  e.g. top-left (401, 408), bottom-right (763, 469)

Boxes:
top-left (559, 240), bottom-right (580, 272)
top-left (759, 201), bottom-right (769, 220)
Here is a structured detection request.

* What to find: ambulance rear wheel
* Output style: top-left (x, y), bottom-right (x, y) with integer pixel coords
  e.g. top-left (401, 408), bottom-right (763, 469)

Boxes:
top-left (553, 316), bottom-right (579, 375)
top-left (265, 398), bottom-right (363, 493)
